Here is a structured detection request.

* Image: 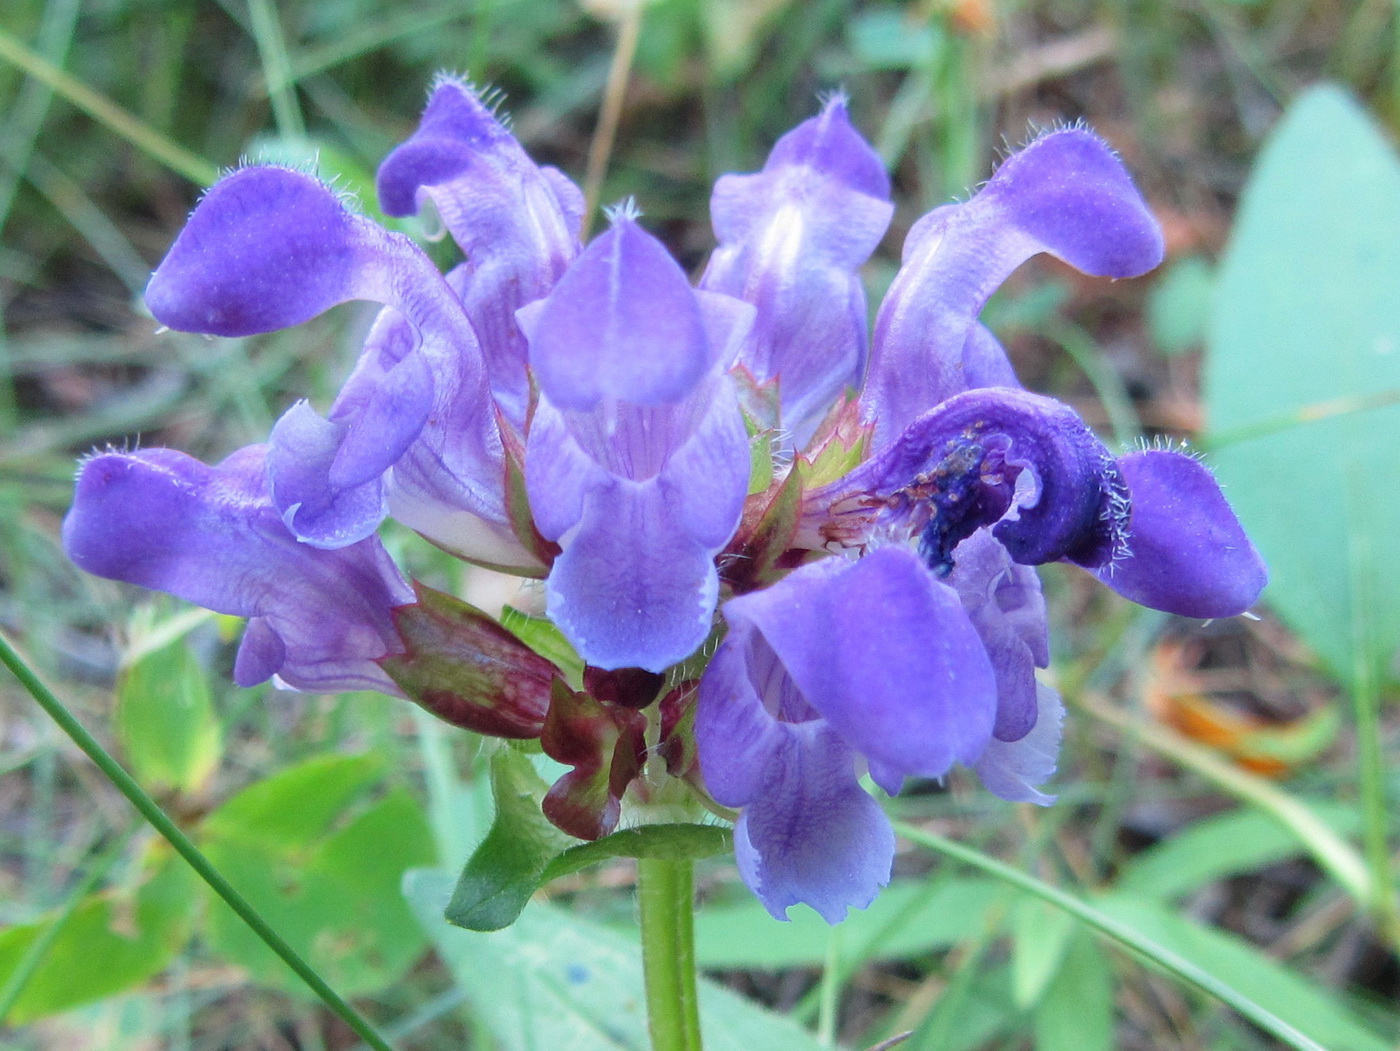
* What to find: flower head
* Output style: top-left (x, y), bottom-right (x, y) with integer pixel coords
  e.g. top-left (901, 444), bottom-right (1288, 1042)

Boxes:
top-left (64, 84), bottom-right (1266, 923)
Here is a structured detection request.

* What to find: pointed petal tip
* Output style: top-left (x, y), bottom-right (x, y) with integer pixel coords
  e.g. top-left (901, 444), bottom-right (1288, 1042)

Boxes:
top-left (528, 219), bottom-right (709, 410)
top-left (767, 97), bottom-right (890, 202)
top-left (377, 77), bottom-right (512, 218)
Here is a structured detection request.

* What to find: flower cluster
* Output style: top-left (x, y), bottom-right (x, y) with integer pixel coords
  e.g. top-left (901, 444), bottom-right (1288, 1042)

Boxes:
top-left (64, 80), bottom-right (1266, 922)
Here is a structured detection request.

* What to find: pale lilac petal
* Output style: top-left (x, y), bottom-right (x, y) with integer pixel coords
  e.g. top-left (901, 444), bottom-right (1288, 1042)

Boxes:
top-left (148, 166), bottom-right (510, 558)
top-left (328, 321), bottom-right (434, 488)
top-left (62, 447), bottom-right (411, 694)
top-left (267, 401), bottom-right (388, 548)
top-left (973, 683), bottom-right (1064, 805)
top-left (733, 724), bottom-right (894, 923)
top-left (1095, 449), bottom-right (1267, 617)
top-left (544, 476), bottom-right (719, 672)
top-left (962, 324), bottom-right (1021, 390)
top-left (529, 215), bottom-right (710, 411)
top-left (865, 128), bottom-right (1164, 445)
top-left (702, 98), bottom-right (893, 443)
top-left (949, 530), bottom-right (1049, 741)
top-left (730, 549), bottom-right (997, 778)
top-left (377, 78), bottom-right (580, 423)
top-left (693, 625), bottom-right (788, 806)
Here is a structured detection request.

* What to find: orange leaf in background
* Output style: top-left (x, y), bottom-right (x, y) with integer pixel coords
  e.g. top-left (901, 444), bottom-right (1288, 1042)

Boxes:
top-left (1144, 640), bottom-right (1340, 778)
top-left (949, 0), bottom-right (994, 36)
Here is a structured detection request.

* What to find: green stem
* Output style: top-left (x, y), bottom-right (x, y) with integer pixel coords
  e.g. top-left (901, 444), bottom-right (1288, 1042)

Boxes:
top-left (0, 630), bottom-right (395, 1051)
top-left (637, 856), bottom-right (703, 1051)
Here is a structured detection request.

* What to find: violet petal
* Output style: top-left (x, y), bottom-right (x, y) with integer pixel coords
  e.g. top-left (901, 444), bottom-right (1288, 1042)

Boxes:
top-left (865, 128), bottom-right (1164, 445)
top-left (972, 683), bottom-right (1064, 805)
top-left (733, 723), bottom-right (894, 923)
top-left (63, 446), bottom-right (412, 694)
top-left (1095, 449), bottom-right (1268, 617)
top-left (377, 78), bottom-right (581, 423)
top-left (702, 98), bottom-right (893, 444)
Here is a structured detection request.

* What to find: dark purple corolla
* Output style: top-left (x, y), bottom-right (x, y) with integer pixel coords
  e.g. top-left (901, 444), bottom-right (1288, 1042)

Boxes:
top-left (63, 81), bottom-right (1266, 923)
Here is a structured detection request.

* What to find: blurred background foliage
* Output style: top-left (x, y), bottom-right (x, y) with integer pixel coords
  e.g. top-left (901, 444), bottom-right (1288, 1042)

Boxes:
top-left (1, 0), bottom-right (1399, 1048)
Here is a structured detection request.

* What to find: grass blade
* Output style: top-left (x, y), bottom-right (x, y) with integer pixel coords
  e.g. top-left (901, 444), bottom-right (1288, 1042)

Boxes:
top-left (0, 630), bottom-right (395, 1051)
top-left (0, 27), bottom-right (217, 186)
top-left (893, 821), bottom-right (1329, 1051)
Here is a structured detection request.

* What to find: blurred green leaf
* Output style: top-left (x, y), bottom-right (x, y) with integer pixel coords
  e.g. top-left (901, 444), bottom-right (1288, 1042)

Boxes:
top-left (1033, 932), bottom-right (1113, 1051)
top-left (1119, 800), bottom-right (1362, 900)
top-left (1097, 898), bottom-right (1391, 1051)
top-left (445, 749), bottom-right (575, 932)
top-left (201, 754), bottom-right (435, 996)
top-left (1206, 84), bottom-right (1400, 681)
top-left (1148, 255), bottom-right (1214, 355)
top-left (115, 637), bottom-right (222, 796)
top-left (847, 8), bottom-right (940, 71)
top-left (1011, 896), bottom-right (1074, 1008)
top-left (0, 850), bottom-right (195, 1024)
top-left (693, 877), bottom-right (1002, 969)
top-left (407, 869), bottom-right (829, 1051)
top-left (201, 752), bottom-right (384, 848)
top-left (700, 0), bottom-right (795, 80)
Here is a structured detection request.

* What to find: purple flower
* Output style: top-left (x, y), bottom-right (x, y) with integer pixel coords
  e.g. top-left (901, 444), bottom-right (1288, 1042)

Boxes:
top-left (378, 76), bottom-right (583, 430)
top-left (63, 446), bottom-right (411, 694)
top-left (863, 126), bottom-right (1166, 448)
top-left (700, 96), bottom-right (893, 446)
top-left (63, 83), bottom-right (1269, 924)
top-left (519, 210), bottom-right (753, 672)
top-left (696, 547), bottom-right (997, 921)
top-left (145, 160), bottom-right (528, 567)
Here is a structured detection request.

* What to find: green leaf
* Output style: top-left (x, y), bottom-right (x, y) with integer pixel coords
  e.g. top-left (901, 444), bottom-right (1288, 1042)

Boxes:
top-left (1096, 898), bottom-right (1391, 1051)
top-left (201, 753), bottom-right (384, 848)
top-left (0, 850), bottom-right (195, 1024)
top-left (1148, 255), bottom-right (1214, 355)
top-left (380, 582), bottom-right (557, 738)
top-left (1011, 896), bottom-right (1074, 1008)
top-left (407, 869), bottom-right (830, 1051)
top-left (200, 754), bottom-right (435, 997)
top-left (1033, 932), bottom-right (1114, 1051)
top-left (445, 750), bottom-right (575, 932)
top-left (847, 8), bottom-right (940, 70)
top-left (693, 878), bottom-right (1002, 969)
top-left (115, 636), bottom-right (222, 795)
top-left (1205, 85), bottom-right (1400, 680)
top-left (1119, 801), bottom-right (1362, 900)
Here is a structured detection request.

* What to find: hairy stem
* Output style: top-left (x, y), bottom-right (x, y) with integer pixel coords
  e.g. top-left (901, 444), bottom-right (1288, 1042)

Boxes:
top-left (637, 856), bottom-right (703, 1051)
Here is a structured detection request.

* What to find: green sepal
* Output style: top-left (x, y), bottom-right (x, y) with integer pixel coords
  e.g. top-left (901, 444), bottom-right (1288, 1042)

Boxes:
top-left (445, 749), bottom-right (576, 932)
top-left (498, 407), bottom-right (559, 575)
top-left (743, 409), bottom-right (776, 495)
top-left (446, 751), bottom-right (731, 933)
top-left (723, 464), bottom-right (805, 593)
top-left (380, 582), bottom-right (558, 739)
top-left (796, 393), bottom-right (870, 488)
